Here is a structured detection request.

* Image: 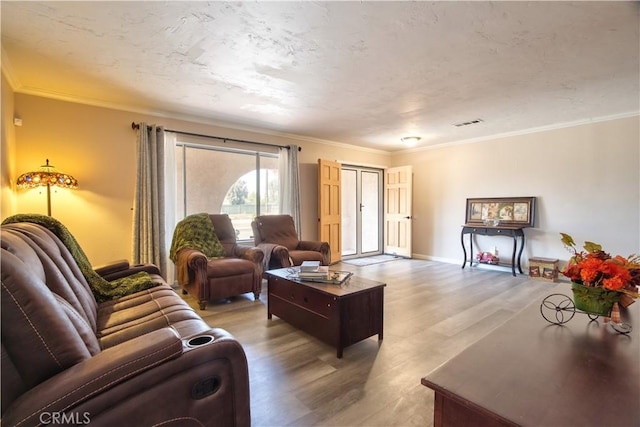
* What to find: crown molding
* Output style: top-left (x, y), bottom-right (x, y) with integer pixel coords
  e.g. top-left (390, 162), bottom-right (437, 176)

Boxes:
top-left (394, 111), bottom-right (640, 155)
top-left (9, 84), bottom-right (392, 155)
top-left (8, 75), bottom-right (636, 157)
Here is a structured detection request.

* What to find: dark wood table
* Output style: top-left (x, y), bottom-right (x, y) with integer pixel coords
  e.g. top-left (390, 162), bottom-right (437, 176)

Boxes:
top-left (422, 283), bottom-right (639, 426)
top-left (265, 268), bottom-right (385, 358)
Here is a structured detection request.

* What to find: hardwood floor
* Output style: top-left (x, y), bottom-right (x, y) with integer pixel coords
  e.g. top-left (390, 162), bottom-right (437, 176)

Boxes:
top-left (180, 259), bottom-right (560, 427)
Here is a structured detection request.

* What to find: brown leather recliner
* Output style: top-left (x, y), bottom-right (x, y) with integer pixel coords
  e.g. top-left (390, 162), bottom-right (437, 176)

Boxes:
top-left (1, 220), bottom-right (250, 427)
top-left (173, 214), bottom-right (264, 310)
top-left (251, 214), bottom-right (330, 270)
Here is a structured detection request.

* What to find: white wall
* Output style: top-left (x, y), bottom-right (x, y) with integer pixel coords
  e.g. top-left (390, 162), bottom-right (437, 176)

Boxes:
top-left (392, 116), bottom-right (640, 268)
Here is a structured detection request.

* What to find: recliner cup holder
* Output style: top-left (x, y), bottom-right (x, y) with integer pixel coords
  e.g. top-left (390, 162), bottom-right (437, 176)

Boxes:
top-left (186, 335), bottom-right (215, 348)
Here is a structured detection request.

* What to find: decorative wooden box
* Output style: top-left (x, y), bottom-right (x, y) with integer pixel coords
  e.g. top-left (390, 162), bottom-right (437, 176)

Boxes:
top-left (528, 257), bottom-right (559, 282)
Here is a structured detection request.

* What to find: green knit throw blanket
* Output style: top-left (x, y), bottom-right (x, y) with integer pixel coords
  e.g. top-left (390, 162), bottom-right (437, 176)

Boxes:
top-left (2, 214), bottom-right (156, 302)
top-left (169, 213), bottom-right (225, 262)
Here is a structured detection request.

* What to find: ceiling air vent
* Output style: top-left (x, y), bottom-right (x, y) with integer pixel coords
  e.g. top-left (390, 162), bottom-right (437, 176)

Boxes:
top-left (453, 119), bottom-right (484, 127)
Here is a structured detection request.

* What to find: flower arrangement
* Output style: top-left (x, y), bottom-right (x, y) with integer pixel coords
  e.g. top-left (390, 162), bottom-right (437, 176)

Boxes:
top-left (476, 251), bottom-right (499, 265)
top-left (560, 233), bottom-right (639, 307)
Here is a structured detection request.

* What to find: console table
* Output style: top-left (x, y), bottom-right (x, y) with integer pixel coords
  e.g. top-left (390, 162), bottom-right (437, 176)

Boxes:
top-left (460, 224), bottom-right (525, 276)
top-left (421, 282), bottom-right (639, 426)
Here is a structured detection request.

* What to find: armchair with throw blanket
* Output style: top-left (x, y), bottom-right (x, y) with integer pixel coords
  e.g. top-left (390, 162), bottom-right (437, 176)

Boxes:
top-left (251, 214), bottom-right (330, 270)
top-left (171, 213), bottom-right (264, 310)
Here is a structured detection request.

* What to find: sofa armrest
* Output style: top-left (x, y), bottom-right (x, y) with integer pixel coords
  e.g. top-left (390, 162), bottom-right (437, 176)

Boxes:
top-left (2, 328), bottom-right (183, 426)
top-left (177, 248), bottom-right (208, 266)
top-left (94, 259), bottom-right (130, 275)
top-left (94, 259), bottom-right (161, 281)
top-left (297, 240), bottom-right (331, 265)
top-left (234, 244), bottom-right (265, 265)
top-left (3, 328), bottom-right (251, 427)
top-left (257, 243), bottom-right (292, 269)
top-left (174, 248), bottom-right (209, 289)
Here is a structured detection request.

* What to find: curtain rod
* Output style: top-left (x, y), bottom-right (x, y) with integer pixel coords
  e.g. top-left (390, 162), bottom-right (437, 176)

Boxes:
top-left (131, 122), bottom-right (301, 151)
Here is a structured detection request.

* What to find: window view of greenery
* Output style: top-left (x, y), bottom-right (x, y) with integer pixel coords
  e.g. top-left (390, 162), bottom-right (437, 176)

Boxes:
top-left (176, 144), bottom-right (279, 241)
top-left (221, 168), bottom-right (279, 240)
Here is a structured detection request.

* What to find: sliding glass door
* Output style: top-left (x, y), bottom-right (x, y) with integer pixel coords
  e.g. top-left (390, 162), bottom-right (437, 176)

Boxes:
top-left (175, 138), bottom-right (279, 241)
top-left (341, 166), bottom-right (383, 258)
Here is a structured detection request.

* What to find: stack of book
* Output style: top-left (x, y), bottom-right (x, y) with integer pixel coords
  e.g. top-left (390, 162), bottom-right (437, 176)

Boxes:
top-left (295, 261), bottom-right (353, 285)
top-left (300, 260), bottom-right (321, 272)
top-left (298, 261), bottom-right (329, 280)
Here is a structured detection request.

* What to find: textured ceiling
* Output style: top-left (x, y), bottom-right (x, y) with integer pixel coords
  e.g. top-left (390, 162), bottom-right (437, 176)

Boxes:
top-left (2, 1), bottom-right (639, 152)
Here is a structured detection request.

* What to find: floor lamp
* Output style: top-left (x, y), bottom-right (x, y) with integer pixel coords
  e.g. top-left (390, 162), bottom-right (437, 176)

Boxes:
top-left (16, 159), bottom-right (79, 216)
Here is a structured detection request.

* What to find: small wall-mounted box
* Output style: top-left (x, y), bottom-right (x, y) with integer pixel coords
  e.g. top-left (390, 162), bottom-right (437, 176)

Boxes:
top-left (529, 257), bottom-right (559, 282)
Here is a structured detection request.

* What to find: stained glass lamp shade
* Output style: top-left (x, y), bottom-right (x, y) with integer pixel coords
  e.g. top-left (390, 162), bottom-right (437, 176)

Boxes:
top-left (16, 159), bottom-right (78, 216)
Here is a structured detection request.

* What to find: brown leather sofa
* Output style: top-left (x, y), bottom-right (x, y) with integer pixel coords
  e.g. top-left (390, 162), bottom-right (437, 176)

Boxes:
top-left (172, 213), bottom-right (264, 310)
top-left (251, 214), bottom-right (330, 270)
top-left (1, 221), bottom-right (250, 427)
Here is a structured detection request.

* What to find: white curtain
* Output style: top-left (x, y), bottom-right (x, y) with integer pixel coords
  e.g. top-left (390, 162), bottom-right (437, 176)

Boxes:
top-left (133, 123), bottom-right (167, 277)
top-left (279, 145), bottom-right (301, 237)
top-left (163, 132), bottom-right (177, 285)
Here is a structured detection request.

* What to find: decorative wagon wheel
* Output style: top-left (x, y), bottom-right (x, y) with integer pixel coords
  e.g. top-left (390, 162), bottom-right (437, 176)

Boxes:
top-left (540, 293), bottom-right (633, 334)
top-left (540, 293), bottom-right (576, 325)
top-left (610, 321), bottom-right (633, 334)
top-left (586, 312), bottom-right (600, 321)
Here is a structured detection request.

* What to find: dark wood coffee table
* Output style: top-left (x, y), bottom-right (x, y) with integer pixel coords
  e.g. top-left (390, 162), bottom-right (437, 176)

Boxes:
top-left (265, 268), bottom-right (385, 358)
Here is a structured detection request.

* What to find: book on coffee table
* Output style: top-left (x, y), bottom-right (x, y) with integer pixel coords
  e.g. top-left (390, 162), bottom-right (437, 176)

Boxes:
top-left (294, 269), bottom-right (353, 285)
top-left (300, 260), bottom-right (321, 272)
top-left (297, 266), bottom-right (329, 279)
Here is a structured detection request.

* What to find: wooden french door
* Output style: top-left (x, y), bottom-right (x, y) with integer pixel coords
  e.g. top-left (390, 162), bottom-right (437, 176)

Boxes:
top-left (384, 166), bottom-right (413, 258)
top-left (318, 159), bottom-right (342, 264)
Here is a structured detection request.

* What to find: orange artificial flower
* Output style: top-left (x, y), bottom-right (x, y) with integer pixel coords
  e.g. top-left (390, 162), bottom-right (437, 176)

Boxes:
top-left (603, 276), bottom-right (626, 291)
top-left (579, 257), bottom-right (603, 283)
top-left (560, 233), bottom-right (639, 299)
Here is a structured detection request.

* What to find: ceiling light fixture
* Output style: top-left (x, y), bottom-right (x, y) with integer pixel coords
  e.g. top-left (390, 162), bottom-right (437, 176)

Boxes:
top-left (401, 136), bottom-right (421, 146)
